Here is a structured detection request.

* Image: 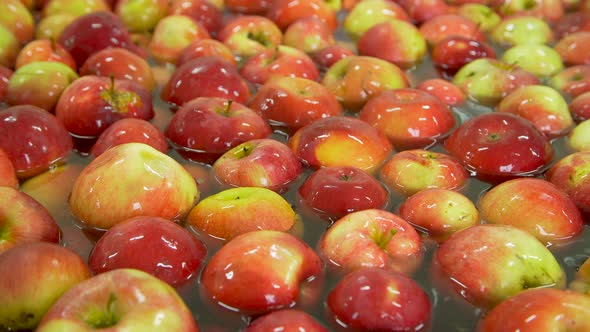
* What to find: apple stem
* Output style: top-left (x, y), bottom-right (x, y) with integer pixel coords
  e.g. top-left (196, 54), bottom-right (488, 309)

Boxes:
top-left (376, 228), bottom-right (398, 249)
top-left (108, 74), bottom-right (116, 94)
top-left (223, 100), bottom-right (233, 116)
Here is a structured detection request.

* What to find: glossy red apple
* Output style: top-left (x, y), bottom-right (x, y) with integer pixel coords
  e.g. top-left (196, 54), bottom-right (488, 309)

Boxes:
top-left (169, 0), bottom-right (224, 35)
top-left (555, 32), bottom-right (590, 66)
top-left (417, 78), bottom-right (466, 106)
top-left (176, 38), bottom-right (237, 68)
top-left (431, 36), bottom-right (496, 78)
top-left (419, 14), bottom-right (485, 46)
top-left (310, 44), bottom-right (354, 70)
top-left (148, 14), bottom-right (211, 64)
top-left (245, 309), bottom-right (328, 332)
top-left (266, 0), bottom-right (338, 31)
top-left (283, 17), bottom-right (336, 54)
top-left (545, 151), bottom-right (590, 215)
top-left (570, 91), bottom-right (590, 121)
top-left (239, 45), bottom-right (319, 85)
top-left (224, 0), bottom-right (272, 14)
top-left (549, 65), bottom-right (590, 98)
top-left (400, 0), bottom-right (450, 24)
top-left (89, 118), bottom-right (168, 157)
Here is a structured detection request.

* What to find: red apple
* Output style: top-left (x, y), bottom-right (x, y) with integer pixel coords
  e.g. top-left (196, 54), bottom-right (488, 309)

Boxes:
top-left (14, 39), bottom-right (76, 71)
top-left (0, 242), bottom-right (90, 331)
top-left (555, 32), bottom-right (590, 66)
top-left (431, 36), bottom-right (496, 78)
top-left (400, 0), bottom-right (450, 24)
top-left (0, 105), bottom-right (73, 179)
top-left (283, 17), bottom-right (335, 54)
top-left (224, 0), bottom-right (272, 14)
top-left (176, 38), bottom-right (237, 68)
top-left (165, 97), bottom-right (271, 164)
top-left (245, 309), bottom-right (328, 332)
top-left (549, 65), bottom-right (590, 98)
top-left (36, 269), bottom-right (199, 331)
top-left (298, 166), bottom-right (388, 221)
top-left (69, 143), bottom-right (199, 230)
top-left (89, 216), bottom-right (207, 287)
top-left (288, 116), bottom-right (393, 172)
top-left (217, 15), bottom-right (283, 60)
top-left (248, 76), bottom-right (343, 130)
top-left (89, 118), bottom-right (168, 157)
top-left (417, 78), bottom-right (467, 106)
top-left (0, 0), bottom-right (34, 44)
top-left (444, 112), bottom-right (554, 183)
top-left (169, 0), bottom-right (224, 35)
top-left (545, 151), bottom-right (590, 215)
top-left (554, 12), bottom-right (590, 39)
top-left (419, 14), bottom-right (485, 46)
top-left (161, 56), bottom-right (252, 107)
top-left (212, 138), bottom-right (302, 192)
top-left (492, 0), bottom-right (564, 23)
top-left (327, 268), bottom-right (431, 331)
top-left (266, 0), bottom-right (338, 31)
top-left (239, 45), bottom-right (319, 85)
top-left (310, 44), bottom-right (355, 70)
top-left (201, 230), bottom-right (322, 314)
top-left (570, 91), bottom-right (590, 121)
top-left (0, 148), bottom-right (17, 188)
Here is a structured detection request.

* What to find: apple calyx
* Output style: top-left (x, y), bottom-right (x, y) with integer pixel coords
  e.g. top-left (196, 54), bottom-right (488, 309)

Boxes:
top-left (487, 133), bottom-right (501, 142)
top-left (84, 293), bottom-right (120, 329)
top-left (370, 225), bottom-right (398, 249)
top-left (247, 32), bottom-right (272, 47)
top-left (339, 174), bottom-right (352, 181)
top-left (100, 75), bottom-right (137, 114)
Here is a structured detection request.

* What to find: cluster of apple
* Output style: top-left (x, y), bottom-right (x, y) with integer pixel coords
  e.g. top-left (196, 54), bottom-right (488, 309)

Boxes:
top-left (1, 0), bottom-right (590, 330)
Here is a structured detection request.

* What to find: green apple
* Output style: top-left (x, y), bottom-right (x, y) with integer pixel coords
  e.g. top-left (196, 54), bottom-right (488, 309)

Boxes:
top-left (490, 16), bottom-right (554, 47)
top-left (35, 14), bottom-right (77, 41)
top-left (568, 120), bottom-right (590, 152)
top-left (115, 0), bottom-right (169, 33)
top-left (0, 25), bottom-right (19, 68)
top-left (343, 0), bottom-right (410, 40)
top-left (0, 0), bottom-right (34, 44)
top-left (43, 0), bottom-right (110, 18)
top-left (457, 4), bottom-right (500, 32)
top-left (502, 44), bottom-right (564, 77)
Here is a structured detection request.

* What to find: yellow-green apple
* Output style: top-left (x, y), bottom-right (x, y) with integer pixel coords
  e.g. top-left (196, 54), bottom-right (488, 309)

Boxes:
top-left (433, 224), bottom-right (565, 308)
top-left (148, 15), bottom-right (210, 64)
top-left (0, 186), bottom-right (60, 254)
top-left (89, 118), bottom-right (168, 158)
top-left (444, 113), bottom-right (554, 183)
top-left (266, 0), bottom-right (338, 31)
top-left (457, 4), bottom-right (501, 32)
top-left (318, 209), bottom-right (424, 276)
top-left (58, 11), bottom-right (146, 68)
top-left (359, 88), bottom-right (456, 150)
top-left (545, 151), bottom-right (590, 215)
top-left (169, 0), bottom-right (224, 35)
top-left (0, 0), bottom-right (34, 44)
top-left (310, 43), bottom-right (354, 71)
top-left (0, 242), bottom-right (90, 331)
top-left (478, 178), bottom-right (584, 245)
top-left (36, 269), bottom-right (199, 331)
top-left (501, 44), bottom-right (564, 77)
top-left (89, 216), bottom-right (207, 287)
top-left (417, 78), bottom-right (466, 106)
top-left (326, 268), bottom-right (431, 331)
top-left (201, 230), bottom-right (322, 314)
top-left (239, 45), bottom-right (319, 85)
top-left (419, 14), bottom-right (485, 46)
top-left (212, 138), bottom-right (302, 192)
top-left (217, 15), bottom-right (282, 60)
top-left (165, 97), bottom-right (271, 164)
top-left (0, 147), bottom-right (17, 188)
top-left (570, 257), bottom-right (590, 295)
top-left (321, 55), bottom-right (409, 111)
top-left (161, 56), bottom-right (252, 107)
top-left (431, 36), bottom-right (496, 78)
top-left (379, 149), bottom-right (468, 197)
top-left (492, 0), bottom-right (564, 23)
top-left (0, 25), bottom-right (19, 68)
top-left (69, 143), bottom-right (199, 230)
top-left (248, 76), bottom-right (342, 131)
top-left (282, 17), bottom-right (335, 54)
top-left (399, 0), bottom-right (451, 24)
top-left (14, 39), bottom-right (77, 71)
top-left (549, 65), bottom-right (590, 98)
top-left (245, 309), bottom-right (328, 332)
top-left (357, 19), bottom-right (427, 69)
top-left (186, 187), bottom-right (297, 240)
top-left (43, 0), bottom-right (110, 17)
top-left (342, 0), bottom-right (410, 41)
top-left (0, 64), bottom-right (11, 103)
top-left (490, 15), bottom-right (554, 47)
top-left (288, 116), bottom-right (393, 172)
top-left (453, 58), bottom-right (540, 106)
top-left (398, 188), bottom-right (479, 243)
top-left (568, 119), bottom-right (590, 152)
top-left (555, 32), bottom-right (590, 66)
top-left (0, 105), bottom-right (73, 179)
top-left (6, 61), bottom-right (79, 111)
top-left (176, 38), bottom-right (237, 68)
top-left (80, 47), bottom-right (156, 92)
top-left (477, 288), bottom-right (590, 332)
top-left (35, 13), bottom-right (76, 41)
top-left (224, 0), bottom-right (272, 14)
top-left (496, 85), bottom-right (573, 138)
top-left (570, 91), bottom-right (590, 121)
top-left (297, 166), bottom-right (389, 221)
top-left (114, 0), bottom-right (168, 33)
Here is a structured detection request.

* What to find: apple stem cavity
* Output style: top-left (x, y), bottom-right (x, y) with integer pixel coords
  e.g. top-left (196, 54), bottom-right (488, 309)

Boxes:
top-left (371, 227), bottom-right (398, 250)
top-left (86, 293), bottom-right (120, 329)
top-left (99, 75), bottom-right (135, 114)
top-left (222, 100), bottom-right (233, 117)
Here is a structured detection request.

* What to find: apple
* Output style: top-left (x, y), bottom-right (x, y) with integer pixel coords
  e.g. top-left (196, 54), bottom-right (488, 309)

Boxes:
top-left (477, 288), bottom-right (590, 332)
top-left (186, 186), bottom-right (297, 240)
top-left (224, 0), bottom-right (272, 14)
top-left (160, 56), bottom-right (252, 107)
top-left (419, 14), bottom-right (485, 46)
top-left (501, 44), bottom-right (564, 77)
top-left (359, 88), bottom-right (457, 150)
top-left (431, 36), bottom-right (496, 78)
top-left (266, 0), bottom-right (338, 31)
top-left (114, 0), bottom-right (169, 33)
top-left (490, 15), bottom-right (554, 47)
top-left (149, 15), bottom-right (210, 64)
top-left (0, 25), bottom-right (19, 68)
top-left (42, 0), bottom-right (110, 18)
top-left (89, 216), bottom-right (207, 287)
top-left (298, 166), bottom-right (388, 221)
top-left (555, 31), bottom-right (590, 66)
top-left (0, 0), bottom-right (34, 44)
top-left (309, 43), bottom-right (354, 71)
top-left (169, 0), bottom-right (224, 36)
top-left (239, 45), bottom-right (319, 85)
top-left (570, 91), bottom-right (590, 121)
top-left (217, 15), bottom-right (283, 60)
top-left (201, 230), bottom-right (322, 314)
top-left (0, 186), bottom-right (61, 254)
top-left (245, 309), bottom-right (328, 332)
top-left (318, 209), bottom-right (424, 276)
top-left (321, 55), bottom-right (410, 111)
top-left (479, 178), bottom-right (584, 245)
top-left (326, 268), bottom-right (431, 331)
top-left (36, 269), bottom-right (199, 331)
top-left (496, 85), bottom-right (574, 138)
top-left (357, 19), bottom-right (427, 69)
top-left (176, 38), bottom-right (237, 68)
top-left (288, 116), bottom-right (393, 172)
top-left (5, 61), bottom-right (79, 112)
top-left (80, 47), bottom-right (156, 92)
top-left (444, 112), bottom-right (554, 183)
top-left (379, 149), bottom-right (469, 197)
top-left (0, 105), bottom-right (73, 179)
top-left (570, 257), bottom-right (590, 295)
top-left (416, 78), bottom-right (467, 106)
top-left (165, 97), bottom-right (271, 164)
top-left (433, 224), bottom-right (565, 308)
top-left (492, 0), bottom-right (564, 23)
top-left (14, 39), bottom-right (77, 71)
top-left (282, 17), bottom-right (335, 54)
top-left (457, 4), bottom-right (501, 32)
top-left (398, 188), bottom-right (479, 243)
top-left (568, 119), bottom-right (590, 152)
top-left (89, 118), bottom-right (168, 157)
top-left (34, 13), bottom-right (77, 41)
top-left (399, 0), bottom-right (450, 24)
top-left (545, 151), bottom-right (590, 215)
top-left (549, 64), bottom-right (590, 98)
top-left (69, 143), bottom-right (199, 230)
top-left (0, 64), bottom-right (12, 103)
top-left (0, 148), bottom-right (17, 188)
top-left (342, 0), bottom-right (411, 41)
top-left (248, 76), bottom-right (343, 131)
top-left (554, 12), bottom-right (590, 39)
top-left (211, 138), bottom-right (303, 192)
top-left (0, 242), bottom-right (90, 331)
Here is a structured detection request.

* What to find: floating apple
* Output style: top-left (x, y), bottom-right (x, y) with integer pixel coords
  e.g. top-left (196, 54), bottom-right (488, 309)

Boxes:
top-left (114, 0), bottom-right (169, 33)
top-left (169, 0), bottom-right (224, 36)
top-left (0, 25), bottom-right (19, 68)
top-left (176, 38), bottom-right (237, 67)
top-left (239, 45), bottom-right (319, 85)
top-left (343, 0), bottom-right (410, 41)
top-left (266, 0), bottom-right (338, 31)
top-left (14, 39), bottom-right (76, 71)
top-left (310, 44), bottom-right (354, 71)
top-left (34, 13), bottom-right (76, 41)
top-left (570, 91), bottom-right (590, 121)
top-left (283, 17), bottom-right (335, 54)
top-left (545, 151), bottom-right (590, 215)
top-left (245, 309), bottom-right (328, 332)
top-left (416, 78), bottom-right (466, 106)
top-left (0, 65), bottom-right (12, 103)
top-left (0, 0), bottom-right (34, 44)
top-left (549, 65), bottom-right (590, 98)
top-left (568, 120), bottom-right (590, 152)
top-left (490, 15), bottom-right (554, 47)
top-left (217, 15), bottom-right (283, 60)
top-left (224, 0), bottom-right (272, 13)
top-left (0, 148), bottom-right (17, 188)
top-left (419, 14), bottom-right (485, 46)
top-left (555, 31), bottom-right (590, 66)
top-left (148, 14), bottom-right (210, 64)
top-left (502, 44), bottom-right (564, 77)
top-left (431, 36), bottom-right (496, 78)
top-left (457, 3), bottom-right (501, 32)
top-left (42, 0), bottom-right (110, 17)
top-left (89, 118), bottom-right (168, 157)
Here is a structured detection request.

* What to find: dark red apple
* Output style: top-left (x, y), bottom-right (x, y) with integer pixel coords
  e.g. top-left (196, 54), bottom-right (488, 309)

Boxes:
top-left (310, 44), bottom-right (355, 71)
top-left (169, 0), bottom-right (224, 35)
top-left (176, 38), bottom-right (237, 68)
top-left (431, 36), bottom-right (496, 78)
